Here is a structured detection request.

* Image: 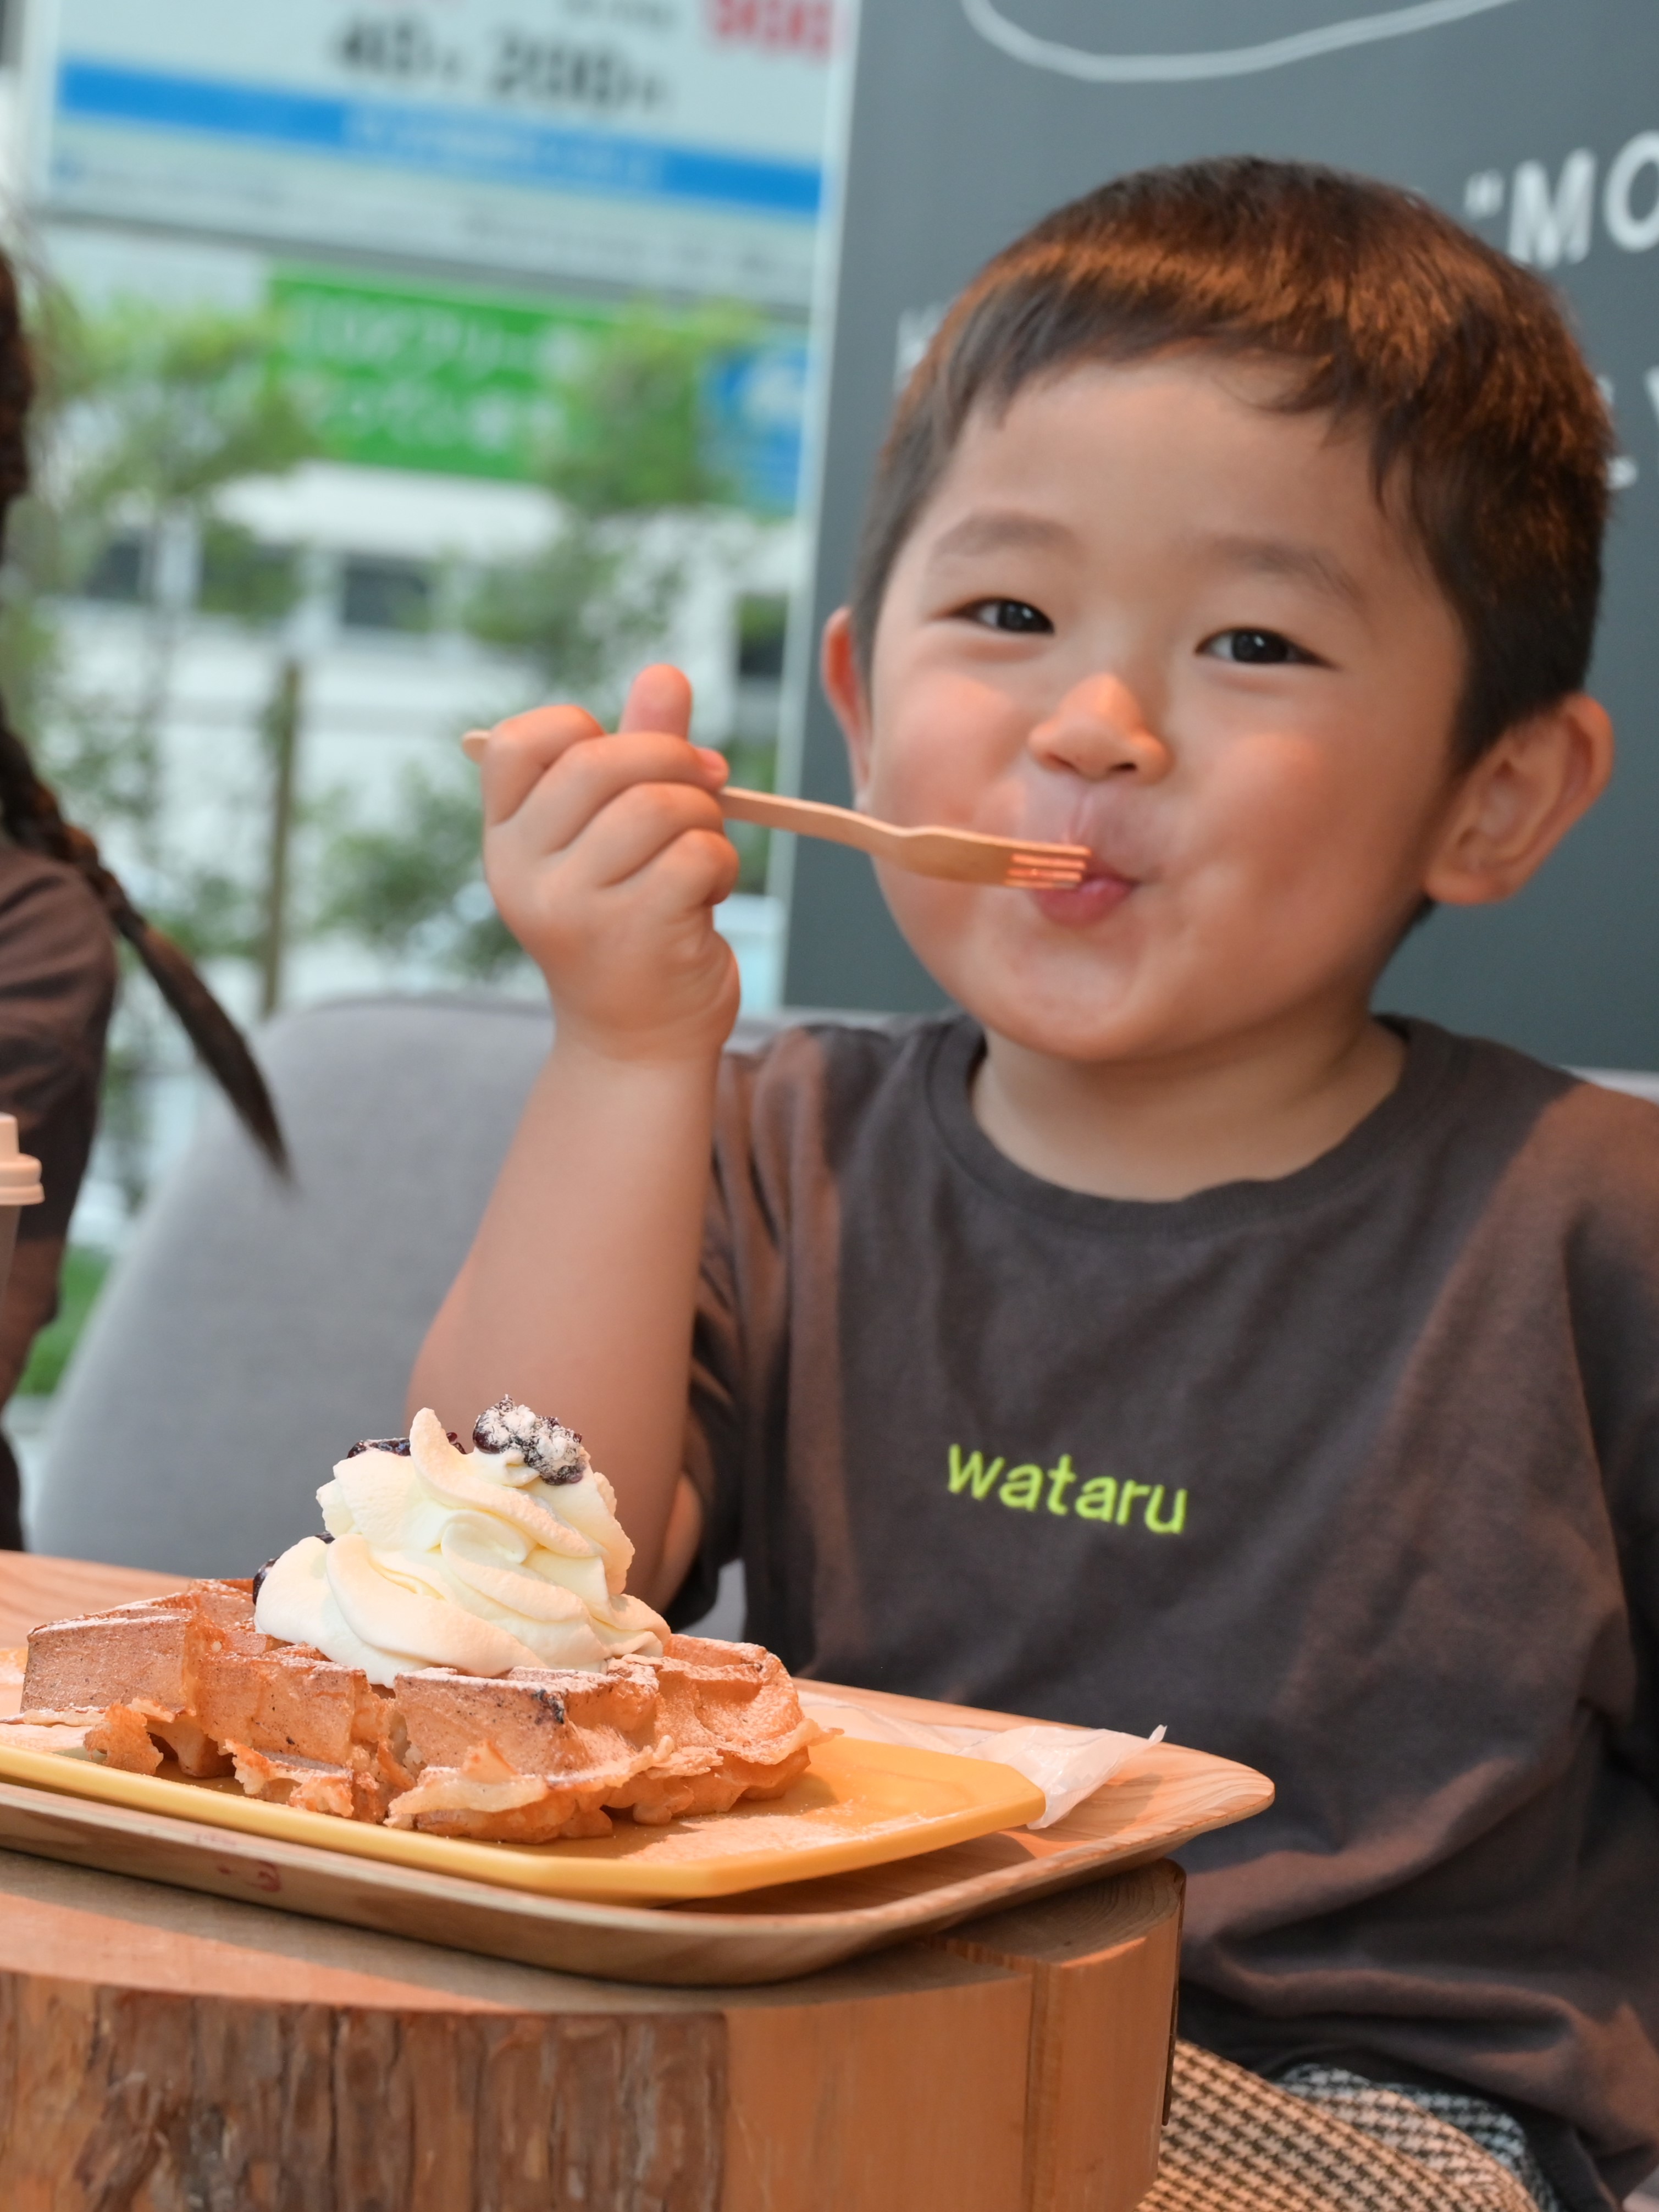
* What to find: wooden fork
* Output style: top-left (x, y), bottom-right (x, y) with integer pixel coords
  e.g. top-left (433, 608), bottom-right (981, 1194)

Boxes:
top-left (461, 731), bottom-right (1090, 889)
top-left (716, 787), bottom-right (1090, 889)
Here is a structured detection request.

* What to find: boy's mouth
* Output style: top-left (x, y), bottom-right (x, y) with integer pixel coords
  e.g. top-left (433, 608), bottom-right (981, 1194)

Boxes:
top-left (1025, 860), bottom-right (1136, 927)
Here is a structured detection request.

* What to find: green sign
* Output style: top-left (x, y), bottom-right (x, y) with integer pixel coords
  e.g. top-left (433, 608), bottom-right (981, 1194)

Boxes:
top-left (269, 264), bottom-right (808, 511)
top-left (269, 266), bottom-right (615, 484)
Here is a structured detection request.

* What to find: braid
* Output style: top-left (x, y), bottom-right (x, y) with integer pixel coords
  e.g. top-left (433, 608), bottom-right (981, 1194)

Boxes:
top-left (0, 253), bottom-right (287, 1171)
top-left (0, 712), bottom-right (287, 1170)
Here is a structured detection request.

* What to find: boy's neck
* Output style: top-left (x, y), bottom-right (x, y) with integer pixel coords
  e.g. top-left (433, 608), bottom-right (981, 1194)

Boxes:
top-left (971, 1004), bottom-right (1407, 1201)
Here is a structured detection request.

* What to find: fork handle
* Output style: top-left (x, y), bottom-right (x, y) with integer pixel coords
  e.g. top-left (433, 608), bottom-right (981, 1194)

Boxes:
top-left (718, 786), bottom-right (881, 856)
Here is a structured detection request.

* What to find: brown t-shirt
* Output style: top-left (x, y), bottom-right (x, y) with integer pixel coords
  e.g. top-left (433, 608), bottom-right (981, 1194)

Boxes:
top-left (682, 1015), bottom-right (1659, 2208)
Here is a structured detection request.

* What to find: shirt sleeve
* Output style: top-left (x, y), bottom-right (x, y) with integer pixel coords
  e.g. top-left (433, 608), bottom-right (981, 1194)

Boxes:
top-left (1564, 1085), bottom-right (1659, 1803)
top-left (671, 1048), bottom-right (758, 1629)
top-left (1602, 1337), bottom-right (1659, 1801)
top-left (1628, 1488), bottom-right (1659, 1799)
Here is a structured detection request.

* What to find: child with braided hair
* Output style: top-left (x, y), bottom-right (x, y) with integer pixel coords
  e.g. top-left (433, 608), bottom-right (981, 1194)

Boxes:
top-left (0, 246), bottom-right (284, 1547)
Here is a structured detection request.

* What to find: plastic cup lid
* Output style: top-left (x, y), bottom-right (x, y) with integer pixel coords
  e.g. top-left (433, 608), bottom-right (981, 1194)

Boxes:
top-left (0, 1114), bottom-right (43, 1204)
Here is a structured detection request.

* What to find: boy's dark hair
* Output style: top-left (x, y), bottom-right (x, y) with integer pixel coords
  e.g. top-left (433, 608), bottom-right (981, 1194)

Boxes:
top-left (851, 158), bottom-right (1611, 767)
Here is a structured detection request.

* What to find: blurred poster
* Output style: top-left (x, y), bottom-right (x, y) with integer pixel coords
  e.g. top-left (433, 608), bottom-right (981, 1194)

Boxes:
top-left (29, 1), bottom-right (836, 306)
top-left (269, 261), bottom-right (806, 505)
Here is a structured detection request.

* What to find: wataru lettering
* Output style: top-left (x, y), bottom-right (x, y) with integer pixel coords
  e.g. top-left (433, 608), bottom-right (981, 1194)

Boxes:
top-left (947, 1446), bottom-right (1188, 1535)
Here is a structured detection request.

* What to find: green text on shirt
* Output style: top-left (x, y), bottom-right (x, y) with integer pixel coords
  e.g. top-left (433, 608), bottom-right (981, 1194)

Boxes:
top-left (947, 1446), bottom-right (1188, 1535)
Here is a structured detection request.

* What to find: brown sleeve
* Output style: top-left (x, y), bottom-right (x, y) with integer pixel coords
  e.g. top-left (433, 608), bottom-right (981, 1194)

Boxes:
top-left (0, 847), bottom-right (117, 1403)
top-left (673, 1050), bottom-right (754, 1627)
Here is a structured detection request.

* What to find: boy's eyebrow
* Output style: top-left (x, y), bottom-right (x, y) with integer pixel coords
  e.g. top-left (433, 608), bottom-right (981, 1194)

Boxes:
top-left (923, 510), bottom-right (1077, 565)
top-left (922, 515), bottom-right (1366, 612)
top-left (1202, 533), bottom-right (1366, 611)
top-left (929, 513), bottom-right (1371, 619)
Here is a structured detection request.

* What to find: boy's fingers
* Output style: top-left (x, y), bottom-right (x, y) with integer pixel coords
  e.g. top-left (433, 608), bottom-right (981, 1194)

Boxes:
top-left (618, 663), bottom-right (694, 741)
top-left (576, 820), bottom-right (741, 937)
top-left (475, 704), bottom-right (604, 825)
top-left (648, 824), bottom-right (743, 911)
top-left (558, 778), bottom-right (729, 892)
top-left (510, 731), bottom-right (726, 855)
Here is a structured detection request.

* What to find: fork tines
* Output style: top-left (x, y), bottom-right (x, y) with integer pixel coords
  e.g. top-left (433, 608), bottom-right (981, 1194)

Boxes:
top-left (1005, 848), bottom-right (1090, 889)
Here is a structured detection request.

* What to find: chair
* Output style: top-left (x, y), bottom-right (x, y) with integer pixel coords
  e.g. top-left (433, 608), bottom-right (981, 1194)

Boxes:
top-left (31, 991), bottom-right (784, 1634)
top-left (1576, 1068), bottom-right (1659, 1110)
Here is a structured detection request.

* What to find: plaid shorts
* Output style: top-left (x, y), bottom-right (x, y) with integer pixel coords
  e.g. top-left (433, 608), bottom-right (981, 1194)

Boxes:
top-left (1144, 2042), bottom-right (1566, 2212)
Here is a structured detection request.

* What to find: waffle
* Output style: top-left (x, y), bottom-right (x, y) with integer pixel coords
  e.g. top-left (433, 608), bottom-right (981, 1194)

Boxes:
top-left (13, 1590), bottom-right (828, 1838)
top-left (21, 1579), bottom-right (260, 1718)
top-left (386, 1636), bottom-right (826, 1842)
top-left (17, 1580), bottom-right (415, 1820)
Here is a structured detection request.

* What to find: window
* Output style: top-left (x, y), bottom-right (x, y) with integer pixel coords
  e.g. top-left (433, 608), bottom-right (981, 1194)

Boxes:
top-left (736, 594), bottom-right (788, 681)
top-left (80, 534), bottom-right (147, 604)
top-left (198, 523), bottom-right (301, 625)
top-left (340, 556), bottom-right (434, 634)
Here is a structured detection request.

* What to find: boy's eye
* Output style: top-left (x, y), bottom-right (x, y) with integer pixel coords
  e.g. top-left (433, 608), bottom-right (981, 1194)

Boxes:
top-left (961, 598), bottom-right (1054, 635)
top-left (1201, 628), bottom-right (1316, 666)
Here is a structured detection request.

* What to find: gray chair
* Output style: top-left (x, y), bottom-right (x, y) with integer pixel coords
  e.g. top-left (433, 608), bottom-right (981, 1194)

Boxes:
top-left (32, 991), bottom-right (777, 1637)
top-left (1578, 1068), bottom-right (1659, 1110)
top-left (36, 993), bottom-right (554, 1574)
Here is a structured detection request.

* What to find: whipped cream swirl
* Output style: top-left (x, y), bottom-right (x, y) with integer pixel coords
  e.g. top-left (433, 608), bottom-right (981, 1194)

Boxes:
top-left (255, 1403), bottom-right (668, 1686)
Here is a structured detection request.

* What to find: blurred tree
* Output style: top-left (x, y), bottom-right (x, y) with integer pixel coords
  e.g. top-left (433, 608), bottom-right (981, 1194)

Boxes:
top-left (546, 308), bottom-right (748, 518)
top-left (15, 1245), bottom-right (110, 1397)
top-left (0, 285), bottom-right (319, 1212)
top-left (463, 518), bottom-right (661, 710)
top-left (61, 301), bottom-right (316, 860)
top-left (1, 287), bottom-right (317, 877)
top-left (314, 765), bottom-right (521, 984)
top-left (196, 519), bottom-right (303, 626)
top-left (461, 305), bottom-right (754, 700)
top-left (319, 304), bottom-right (761, 983)
top-left (0, 281), bottom-right (110, 765)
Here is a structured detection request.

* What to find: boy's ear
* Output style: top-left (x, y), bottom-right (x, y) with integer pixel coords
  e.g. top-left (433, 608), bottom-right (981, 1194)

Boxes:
top-left (821, 606), bottom-right (874, 807)
top-left (1423, 694), bottom-right (1614, 908)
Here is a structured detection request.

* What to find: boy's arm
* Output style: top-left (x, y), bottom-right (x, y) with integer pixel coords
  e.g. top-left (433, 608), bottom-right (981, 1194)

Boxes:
top-left (409, 667), bottom-right (738, 1611)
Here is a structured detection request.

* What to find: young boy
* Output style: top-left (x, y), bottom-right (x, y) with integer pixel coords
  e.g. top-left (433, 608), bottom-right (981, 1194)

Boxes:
top-left (414, 160), bottom-right (1658, 2211)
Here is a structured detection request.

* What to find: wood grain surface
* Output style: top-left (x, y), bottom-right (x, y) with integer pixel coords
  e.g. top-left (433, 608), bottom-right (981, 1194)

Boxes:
top-left (941, 1865), bottom-right (1185, 2212)
top-left (0, 1549), bottom-right (181, 1648)
top-left (0, 1843), bottom-right (1112, 2212)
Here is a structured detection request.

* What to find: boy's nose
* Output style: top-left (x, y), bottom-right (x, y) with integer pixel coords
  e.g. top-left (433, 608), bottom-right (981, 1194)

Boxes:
top-left (1026, 676), bottom-right (1171, 783)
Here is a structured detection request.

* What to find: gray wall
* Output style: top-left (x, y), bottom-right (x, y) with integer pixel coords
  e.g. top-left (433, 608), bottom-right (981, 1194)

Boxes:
top-left (782, 0), bottom-right (1659, 1068)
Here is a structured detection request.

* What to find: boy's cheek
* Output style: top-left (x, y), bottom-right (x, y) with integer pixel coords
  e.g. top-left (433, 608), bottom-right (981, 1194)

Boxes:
top-left (866, 673), bottom-right (1035, 824)
top-left (873, 869), bottom-right (1068, 1016)
top-left (873, 865), bottom-right (972, 952)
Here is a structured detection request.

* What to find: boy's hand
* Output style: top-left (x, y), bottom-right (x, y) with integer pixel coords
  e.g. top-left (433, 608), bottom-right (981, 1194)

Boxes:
top-left (478, 664), bottom-right (741, 1063)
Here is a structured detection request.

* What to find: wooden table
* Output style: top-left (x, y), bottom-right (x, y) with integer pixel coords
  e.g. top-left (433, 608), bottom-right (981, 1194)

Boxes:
top-left (0, 1553), bottom-right (1197, 2212)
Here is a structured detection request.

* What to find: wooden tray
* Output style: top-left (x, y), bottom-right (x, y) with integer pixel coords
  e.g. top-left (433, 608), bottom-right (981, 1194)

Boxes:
top-left (0, 1732), bottom-right (1046, 1903)
top-left (0, 1712), bottom-right (1268, 1983)
top-left (0, 1552), bottom-right (1273, 1985)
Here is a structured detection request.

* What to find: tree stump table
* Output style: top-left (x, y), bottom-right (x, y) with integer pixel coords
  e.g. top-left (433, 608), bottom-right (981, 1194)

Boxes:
top-left (0, 1553), bottom-right (1192, 2212)
top-left (0, 1844), bottom-right (1182, 2212)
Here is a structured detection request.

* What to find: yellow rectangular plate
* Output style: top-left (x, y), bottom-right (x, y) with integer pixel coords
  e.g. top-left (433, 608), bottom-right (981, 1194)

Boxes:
top-left (0, 1735), bottom-right (1044, 1905)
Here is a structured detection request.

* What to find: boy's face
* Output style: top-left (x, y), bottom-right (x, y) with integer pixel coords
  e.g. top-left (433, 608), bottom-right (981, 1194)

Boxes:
top-left (830, 357), bottom-right (1472, 1065)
